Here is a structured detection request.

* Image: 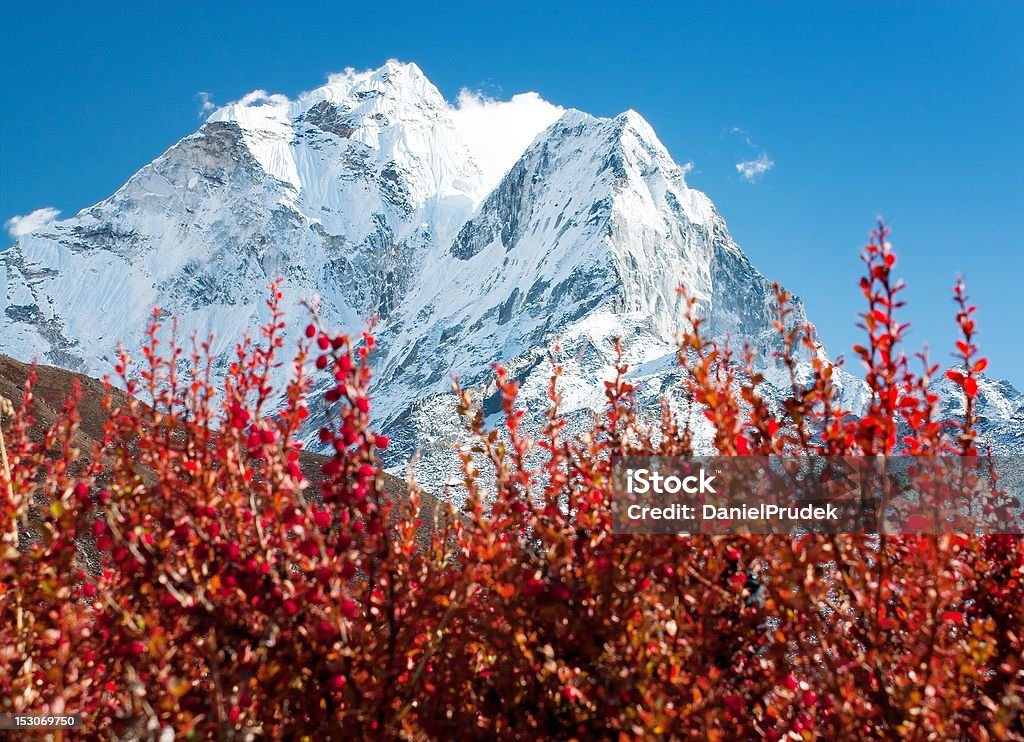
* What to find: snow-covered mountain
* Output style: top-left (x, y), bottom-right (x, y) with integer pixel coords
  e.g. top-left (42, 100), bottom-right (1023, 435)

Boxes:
top-left (2, 61), bottom-right (1019, 487)
top-left (1, 62), bottom-right (485, 373)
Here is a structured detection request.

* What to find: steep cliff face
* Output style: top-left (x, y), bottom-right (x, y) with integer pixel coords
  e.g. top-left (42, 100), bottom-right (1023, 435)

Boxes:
top-left (2, 61), bottom-right (1018, 489)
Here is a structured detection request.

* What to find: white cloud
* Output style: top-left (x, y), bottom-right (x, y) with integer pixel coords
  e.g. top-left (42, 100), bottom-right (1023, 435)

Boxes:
top-left (197, 91), bottom-right (217, 118)
top-left (234, 89), bottom-right (290, 107)
top-left (5, 207), bottom-right (60, 239)
top-left (729, 127), bottom-right (774, 183)
top-left (735, 152), bottom-right (774, 183)
top-left (449, 89), bottom-right (565, 189)
top-left (730, 126), bottom-right (755, 147)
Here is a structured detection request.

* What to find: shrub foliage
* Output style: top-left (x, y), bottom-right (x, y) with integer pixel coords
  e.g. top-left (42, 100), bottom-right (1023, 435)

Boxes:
top-left (2, 225), bottom-right (1022, 739)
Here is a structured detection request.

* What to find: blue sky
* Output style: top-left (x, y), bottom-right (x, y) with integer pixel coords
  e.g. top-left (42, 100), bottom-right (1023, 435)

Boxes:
top-left (2, 2), bottom-right (1022, 385)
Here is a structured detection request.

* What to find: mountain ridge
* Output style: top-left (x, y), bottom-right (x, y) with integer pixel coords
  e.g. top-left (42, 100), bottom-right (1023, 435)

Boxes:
top-left (2, 61), bottom-right (1021, 488)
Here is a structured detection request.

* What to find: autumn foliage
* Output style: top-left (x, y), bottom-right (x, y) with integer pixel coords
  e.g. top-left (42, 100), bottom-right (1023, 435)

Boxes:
top-left (2, 224), bottom-right (1022, 740)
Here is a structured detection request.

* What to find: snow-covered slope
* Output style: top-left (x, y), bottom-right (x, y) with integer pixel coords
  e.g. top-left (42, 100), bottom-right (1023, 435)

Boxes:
top-left (2, 62), bottom-right (484, 376)
top-left (931, 373), bottom-right (1024, 454)
top-left (2, 61), bottom-right (1018, 489)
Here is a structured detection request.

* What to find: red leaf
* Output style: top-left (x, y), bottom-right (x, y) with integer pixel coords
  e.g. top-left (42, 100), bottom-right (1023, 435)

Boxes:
top-left (940, 611), bottom-right (964, 624)
top-left (963, 376), bottom-right (978, 398)
top-left (972, 358), bottom-right (988, 374)
top-left (945, 370), bottom-right (964, 385)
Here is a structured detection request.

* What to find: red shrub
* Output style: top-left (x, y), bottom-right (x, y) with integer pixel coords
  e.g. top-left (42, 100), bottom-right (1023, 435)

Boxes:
top-left (1, 224), bottom-right (1021, 739)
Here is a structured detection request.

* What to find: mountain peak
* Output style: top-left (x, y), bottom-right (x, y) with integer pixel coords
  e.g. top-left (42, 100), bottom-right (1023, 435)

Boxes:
top-left (306, 59), bottom-right (445, 112)
top-left (207, 60), bottom-right (447, 132)
top-left (199, 60), bottom-right (482, 216)
top-left (613, 109), bottom-right (664, 148)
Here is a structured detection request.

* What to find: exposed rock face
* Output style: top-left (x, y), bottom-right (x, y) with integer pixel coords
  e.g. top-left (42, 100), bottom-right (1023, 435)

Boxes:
top-left (2, 61), bottom-right (1018, 491)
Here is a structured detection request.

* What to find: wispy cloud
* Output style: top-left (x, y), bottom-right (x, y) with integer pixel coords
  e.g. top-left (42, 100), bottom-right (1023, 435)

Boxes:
top-left (729, 126), bottom-right (756, 148)
top-left (5, 207), bottom-right (60, 239)
top-left (449, 89), bottom-right (565, 190)
top-left (197, 91), bottom-right (217, 118)
top-left (729, 127), bottom-right (774, 183)
top-left (234, 89), bottom-right (289, 107)
top-left (736, 152), bottom-right (775, 183)
top-left (200, 89), bottom-right (290, 118)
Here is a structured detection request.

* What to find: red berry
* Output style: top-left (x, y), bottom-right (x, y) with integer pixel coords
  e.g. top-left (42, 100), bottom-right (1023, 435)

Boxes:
top-left (305, 324), bottom-right (317, 338)
top-left (317, 620), bottom-right (336, 642)
top-left (723, 693), bottom-right (743, 713)
top-left (374, 434), bottom-right (390, 449)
